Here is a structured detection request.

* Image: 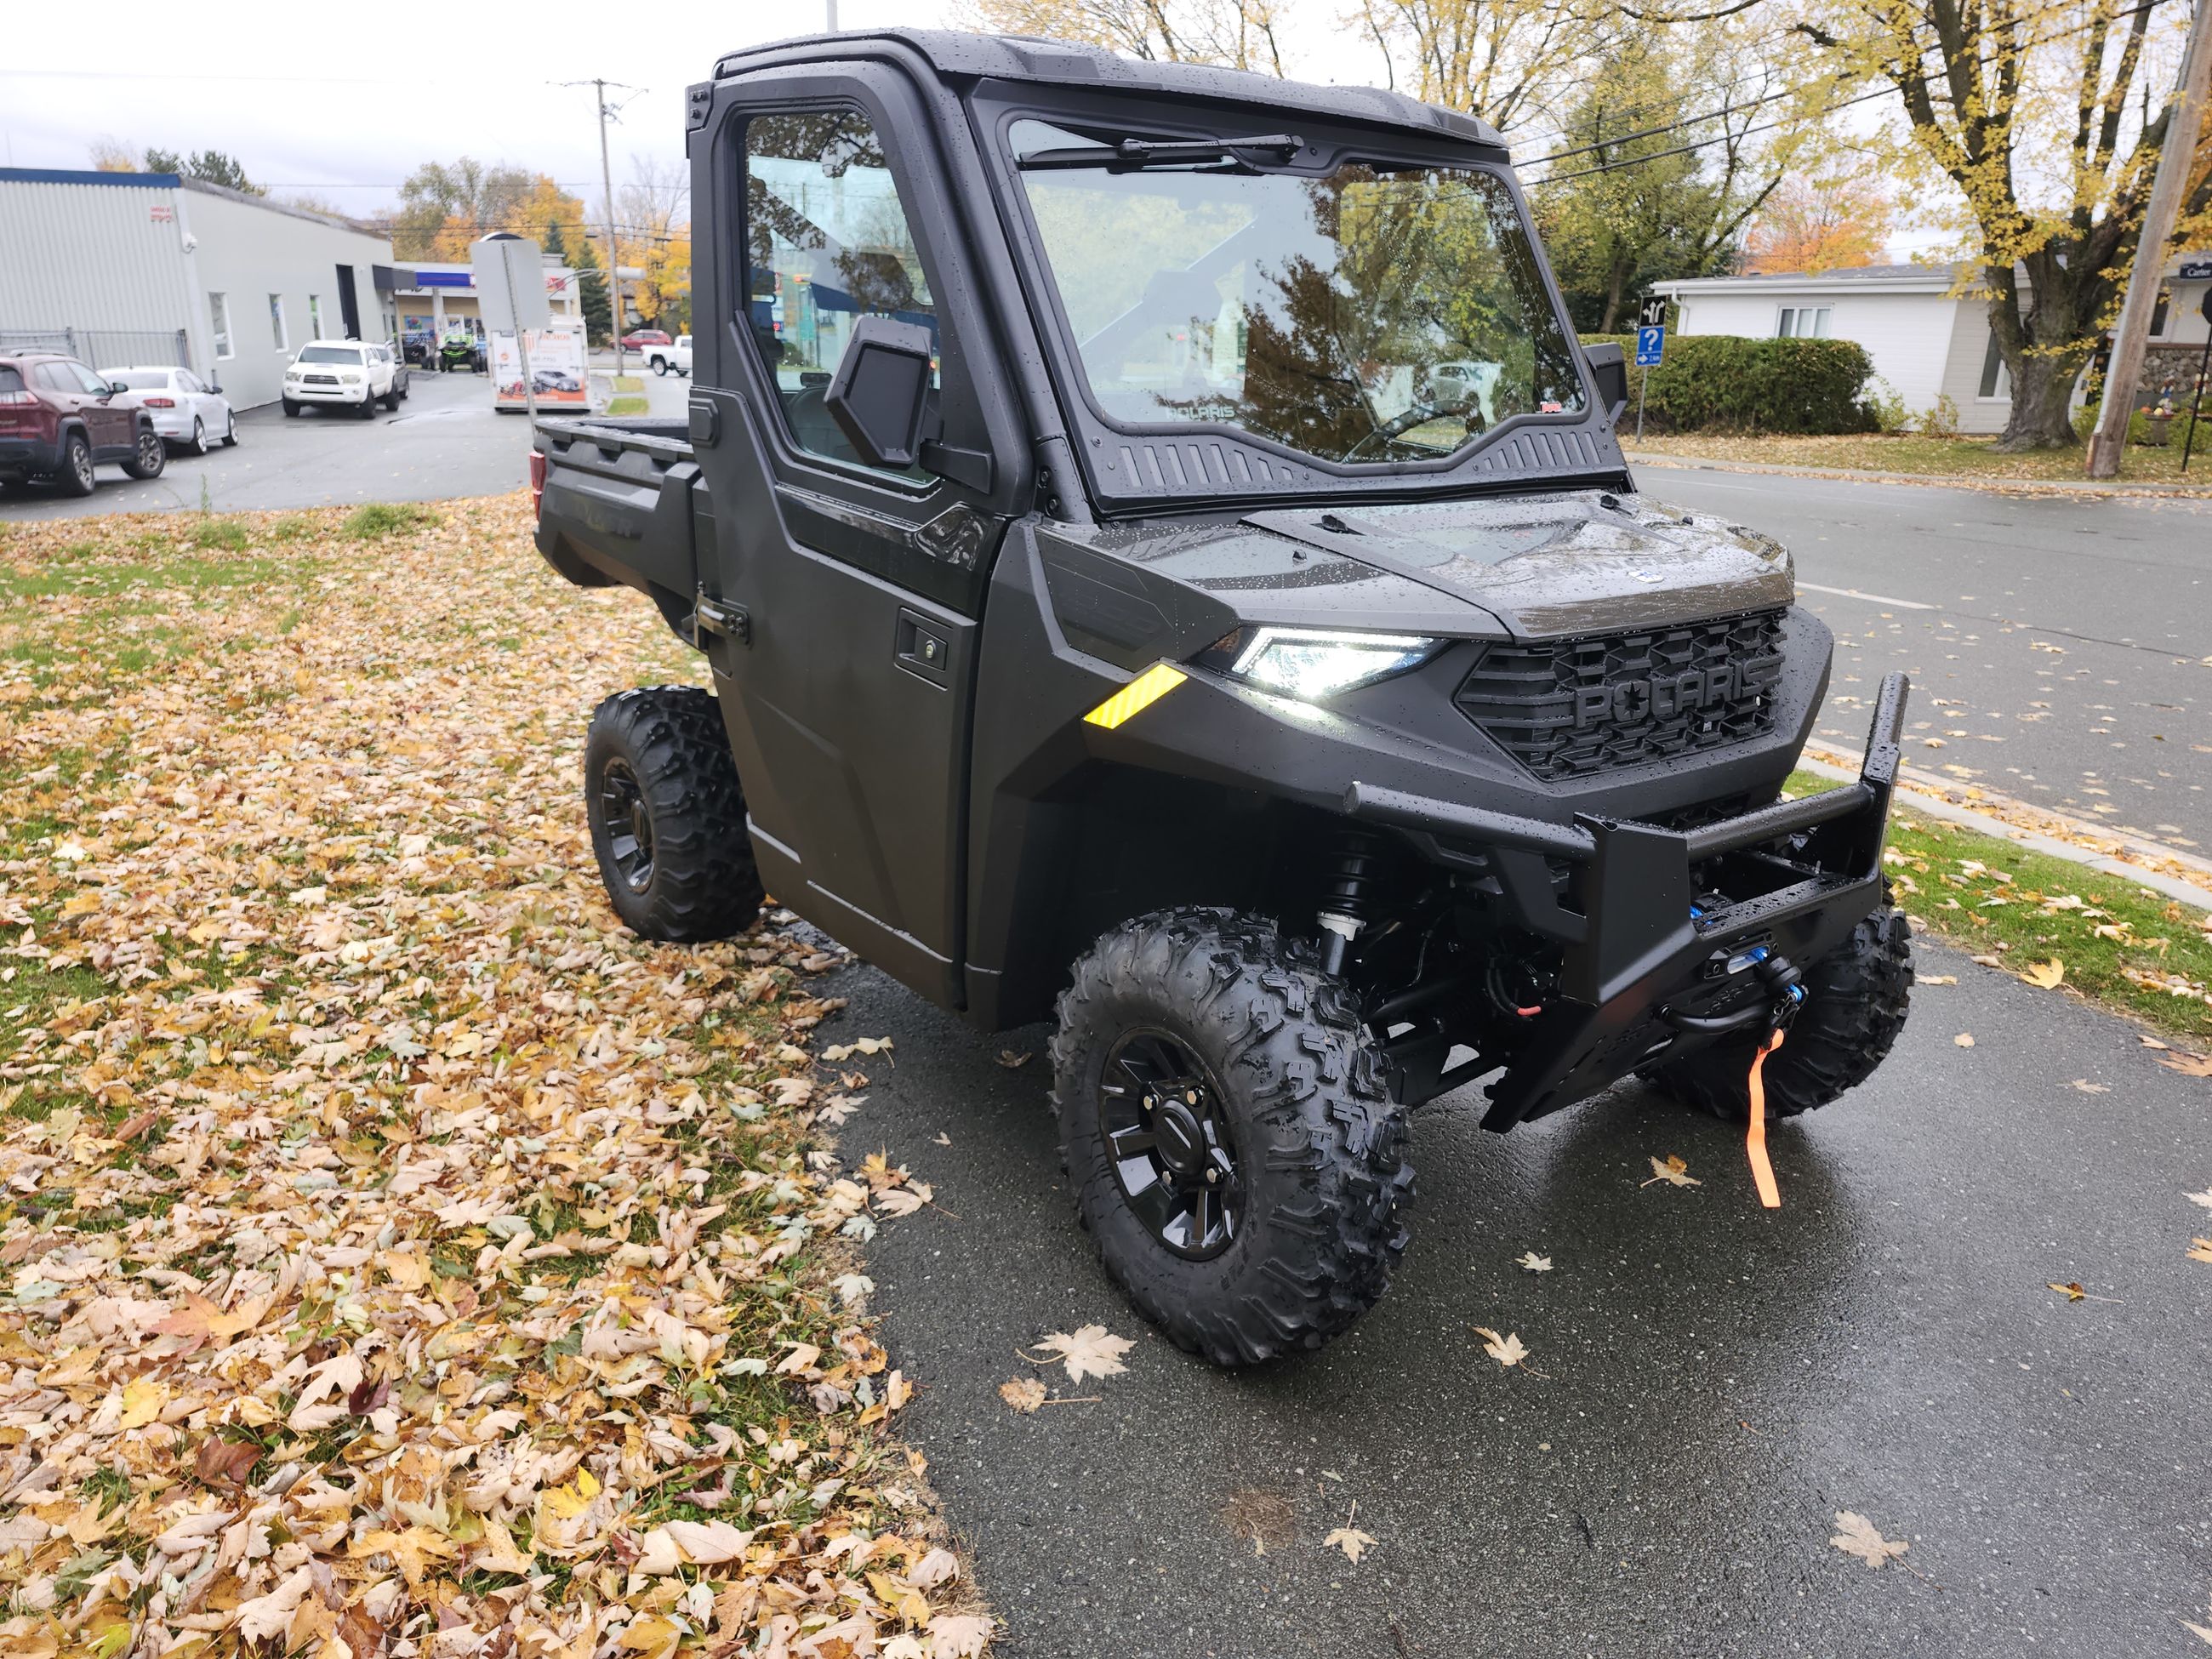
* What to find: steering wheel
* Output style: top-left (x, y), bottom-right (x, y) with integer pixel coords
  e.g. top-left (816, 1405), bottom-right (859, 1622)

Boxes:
top-left (1344, 398), bottom-right (1477, 462)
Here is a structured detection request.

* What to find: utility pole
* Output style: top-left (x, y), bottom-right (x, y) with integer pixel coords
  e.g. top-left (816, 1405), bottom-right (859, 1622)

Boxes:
top-left (2086, 0), bottom-right (2212, 478)
top-left (826, 0), bottom-right (839, 29)
top-left (559, 77), bottom-right (638, 376)
top-left (596, 78), bottom-right (624, 376)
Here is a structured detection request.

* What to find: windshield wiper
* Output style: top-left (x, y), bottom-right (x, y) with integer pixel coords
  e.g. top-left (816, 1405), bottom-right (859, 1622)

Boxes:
top-left (1018, 132), bottom-right (1305, 172)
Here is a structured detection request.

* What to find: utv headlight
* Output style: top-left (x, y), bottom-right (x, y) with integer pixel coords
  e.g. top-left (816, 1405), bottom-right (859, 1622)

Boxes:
top-left (1227, 627), bottom-right (1437, 701)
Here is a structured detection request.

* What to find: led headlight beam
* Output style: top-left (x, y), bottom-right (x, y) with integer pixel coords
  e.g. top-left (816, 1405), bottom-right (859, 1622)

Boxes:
top-left (1228, 627), bottom-right (1438, 702)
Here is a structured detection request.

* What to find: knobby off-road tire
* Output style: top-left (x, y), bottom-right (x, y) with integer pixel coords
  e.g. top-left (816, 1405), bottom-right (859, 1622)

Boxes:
top-left (1052, 909), bottom-right (1416, 1366)
top-left (584, 686), bottom-right (764, 943)
top-left (1645, 904), bottom-right (1913, 1120)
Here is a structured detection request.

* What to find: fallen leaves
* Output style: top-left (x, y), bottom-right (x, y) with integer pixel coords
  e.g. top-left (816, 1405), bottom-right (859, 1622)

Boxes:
top-left (2048, 1280), bottom-right (2089, 1301)
top-left (1829, 1511), bottom-right (1909, 1570)
top-left (2157, 1050), bottom-right (2212, 1078)
top-left (1029, 1324), bottom-right (1135, 1384)
top-left (0, 501), bottom-right (972, 1658)
top-left (1643, 1154), bottom-right (1702, 1188)
top-left (2187, 1239), bottom-right (2212, 1264)
top-left (2068, 1079), bottom-right (2111, 1093)
top-left (2020, 958), bottom-right (2065, 989)
top-left (998, 1377), bottom-right (1048, 1414)
top-left (1954, 1032), bottom-right (1976, 1048)
top-left (1516, 1251), bottom-right (1554, 1272)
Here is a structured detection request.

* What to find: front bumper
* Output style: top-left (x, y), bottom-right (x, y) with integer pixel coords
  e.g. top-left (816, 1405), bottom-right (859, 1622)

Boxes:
top-left (1347, 673), bottom-right (1909, 1126)
top-left (286, 383), bottom-right (372, 406)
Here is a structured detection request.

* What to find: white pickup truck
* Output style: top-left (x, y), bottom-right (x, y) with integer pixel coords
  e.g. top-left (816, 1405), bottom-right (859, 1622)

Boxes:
top-left (282, 341), bottom-right (404, 419)
top-left (645, 335), bottom-right (692, 378)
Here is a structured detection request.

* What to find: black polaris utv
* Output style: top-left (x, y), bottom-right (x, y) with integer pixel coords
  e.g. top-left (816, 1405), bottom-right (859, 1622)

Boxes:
top-left (528, 28), bottom-right (1913, 1366)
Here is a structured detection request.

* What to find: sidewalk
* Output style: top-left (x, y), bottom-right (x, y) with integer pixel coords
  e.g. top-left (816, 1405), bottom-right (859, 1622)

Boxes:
top-left (1624, 447), bottom-right (2212, 498)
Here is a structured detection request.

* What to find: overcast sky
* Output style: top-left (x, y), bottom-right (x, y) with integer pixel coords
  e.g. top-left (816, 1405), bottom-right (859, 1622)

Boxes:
top-left (2, 1), bottom-right (956, 217)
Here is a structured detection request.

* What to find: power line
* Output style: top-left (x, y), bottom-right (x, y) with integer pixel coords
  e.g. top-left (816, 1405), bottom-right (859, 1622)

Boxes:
top-left (1519, 0), bottom-right (2178, 187)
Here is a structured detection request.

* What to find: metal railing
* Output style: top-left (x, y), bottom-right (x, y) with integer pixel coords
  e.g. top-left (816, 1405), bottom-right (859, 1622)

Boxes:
top-left (0, 328), bottom-right (191, 373)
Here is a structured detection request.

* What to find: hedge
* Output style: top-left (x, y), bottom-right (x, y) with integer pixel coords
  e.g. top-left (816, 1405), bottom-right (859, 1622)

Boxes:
top-left (1583, 334), bottom-right (1879, 435)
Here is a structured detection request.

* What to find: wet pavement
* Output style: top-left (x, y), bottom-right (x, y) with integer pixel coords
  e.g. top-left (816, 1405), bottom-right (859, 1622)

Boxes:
top-left (1639, 467), bottom-right (2212, 855)
top-left (833, 937), bottom-right (2212, 1656)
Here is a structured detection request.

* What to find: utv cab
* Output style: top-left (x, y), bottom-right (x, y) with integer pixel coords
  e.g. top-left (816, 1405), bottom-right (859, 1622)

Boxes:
top-left (530, 29), bottom-right (1912, 1365)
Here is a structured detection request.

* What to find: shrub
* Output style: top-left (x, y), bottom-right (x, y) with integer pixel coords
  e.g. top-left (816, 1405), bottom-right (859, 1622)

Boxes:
top-left (342, 502), bottom-right (440, 540)
top-left (1920, 393), bottom-right (1961, 437)
top-left (1583, 334), bottom-right (1880, 434)
top-left (1864, 377), bottom-right (1911, 434)
top-left (268, 516), bottom-right (312, 543)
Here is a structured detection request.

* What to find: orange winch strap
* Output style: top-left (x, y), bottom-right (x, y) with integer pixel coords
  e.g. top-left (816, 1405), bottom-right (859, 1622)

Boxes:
top-left (1745, 1028), bottom-right (1785, 1209)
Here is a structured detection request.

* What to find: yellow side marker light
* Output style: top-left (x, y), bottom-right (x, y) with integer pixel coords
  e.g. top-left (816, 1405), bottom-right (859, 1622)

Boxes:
top-left (1084, 664), bottom-right (1187, 730)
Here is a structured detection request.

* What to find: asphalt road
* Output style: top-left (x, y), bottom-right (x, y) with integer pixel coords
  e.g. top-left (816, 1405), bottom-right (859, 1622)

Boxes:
top-left (834, 938), bottom-right (2212, 1657)
top-left (1633, 464), bottom-right (2212, 853)
top-left (0, 357), bottom-right (692, 522)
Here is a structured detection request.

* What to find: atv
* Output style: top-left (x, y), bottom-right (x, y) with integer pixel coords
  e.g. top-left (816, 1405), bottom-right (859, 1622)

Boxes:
top-left (528, 28), bottom-right (1913, 1365)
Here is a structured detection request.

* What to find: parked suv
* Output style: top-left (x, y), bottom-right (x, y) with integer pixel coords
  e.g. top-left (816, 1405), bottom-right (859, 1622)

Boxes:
top-left (0, 353), bottom-right (167, 496)
top-left (282, 341), bottom-right (403, 418)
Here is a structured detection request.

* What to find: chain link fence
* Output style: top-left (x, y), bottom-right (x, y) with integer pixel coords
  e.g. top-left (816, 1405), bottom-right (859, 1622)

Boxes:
top-left (0, 328), bottom-right (191, 373)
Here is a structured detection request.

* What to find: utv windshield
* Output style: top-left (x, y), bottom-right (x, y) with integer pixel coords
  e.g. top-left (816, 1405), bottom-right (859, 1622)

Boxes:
top-left (1010, 118), bottom-right (1585, 465)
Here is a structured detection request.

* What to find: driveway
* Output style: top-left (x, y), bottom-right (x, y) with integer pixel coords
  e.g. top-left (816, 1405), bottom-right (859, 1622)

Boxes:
top-left (839, 942), bottom-right (2212, 1656)
top-left (0, 368), bottom-right (544, 522)
top-left (1635, 465), bottom-right (2212, 852)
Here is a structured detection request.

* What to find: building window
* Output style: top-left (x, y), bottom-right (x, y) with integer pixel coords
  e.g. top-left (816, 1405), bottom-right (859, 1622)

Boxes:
top-left (1978, 329), bottom-right (2011, 399)
top-left (2150, 284), bottom-right (2172, 339)
top-left (309, 295), bottom-right (325, 340)
top-left (208, 292), bottom-right (233, 361)
top-left (269, 294), bottom-right (288, 351)
top-left (1777, 306), bottom-right (1832, 339)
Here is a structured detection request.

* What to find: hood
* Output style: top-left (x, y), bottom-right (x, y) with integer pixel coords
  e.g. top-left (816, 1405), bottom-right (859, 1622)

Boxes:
top-left (1240, 488), bottom-right (1794, 636)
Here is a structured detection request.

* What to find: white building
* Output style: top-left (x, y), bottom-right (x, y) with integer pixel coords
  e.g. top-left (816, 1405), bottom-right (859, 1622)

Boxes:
top-left (391, 256), bottom-right (584, 351)
top-left (0, 166), bottom-right (396, 411)
top-left (1651, 257), bottom-right (2212, 436)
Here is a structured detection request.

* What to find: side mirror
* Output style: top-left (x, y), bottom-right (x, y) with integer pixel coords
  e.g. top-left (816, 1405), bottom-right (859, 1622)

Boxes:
top-left (1584, 342), bottom-right (1629, 425)
top-left (107, 381), bottom-right (128, 396)
top-left (208, 384), bottom-right (222, 395)
top-left (824, 316), bottom-right (934, 470)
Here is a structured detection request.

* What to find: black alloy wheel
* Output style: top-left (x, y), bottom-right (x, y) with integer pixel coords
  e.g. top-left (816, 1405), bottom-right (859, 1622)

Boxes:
top-left (596, 756), bottom-right (656, 894)
top-left (1098, 1029), bottom-right (1242, 1259)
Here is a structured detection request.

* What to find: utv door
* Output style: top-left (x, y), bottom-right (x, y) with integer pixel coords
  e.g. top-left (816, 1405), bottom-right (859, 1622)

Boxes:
top-left (691, 66), bottom-right (1024, 1006)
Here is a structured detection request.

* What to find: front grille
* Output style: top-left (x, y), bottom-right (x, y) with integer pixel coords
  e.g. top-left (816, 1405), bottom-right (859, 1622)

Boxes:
top-left (1454, 610), bottom-right (1787, 779)
top-left (305, 374), bottom-right (339, 385)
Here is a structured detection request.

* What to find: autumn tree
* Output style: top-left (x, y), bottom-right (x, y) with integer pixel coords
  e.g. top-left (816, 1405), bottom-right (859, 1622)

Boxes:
top-left (1793, 0), bottom-right (2211, 450)
top-left (1742, 169), bottom-right (1894, 273)
top-left (394, 158), bottom-right (537, 260)
top-left (1531, 33), bottom-right (1791, 331)
top-left (1354, 0), bottom-right (1607, 132)
top-left (617, 157), bottom-right (693, 332)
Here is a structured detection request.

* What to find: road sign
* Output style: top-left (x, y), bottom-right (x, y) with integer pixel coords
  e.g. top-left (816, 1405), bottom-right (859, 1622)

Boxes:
top-left (1638, 295), bottom-right (1667, 330)
top-left (1636, 325), bottom-right (1665, 367)
top-left (471, 234), bottom-right (550, 337)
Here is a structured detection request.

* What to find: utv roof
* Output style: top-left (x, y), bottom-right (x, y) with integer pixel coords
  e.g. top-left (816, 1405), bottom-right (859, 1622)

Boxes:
top-left (709, 27), bottom-right (1506, 153)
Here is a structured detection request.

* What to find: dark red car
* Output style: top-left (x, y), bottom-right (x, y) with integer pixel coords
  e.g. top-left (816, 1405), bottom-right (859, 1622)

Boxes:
top-left (618, 329), bottom-right (672, 350)
top-left (0, 353), bottom-right (168, 496)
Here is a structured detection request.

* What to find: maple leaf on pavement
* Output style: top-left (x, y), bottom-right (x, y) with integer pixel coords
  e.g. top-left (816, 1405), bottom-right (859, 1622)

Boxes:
top-left (1517, 1251), bottom-right (1554, 1272)
top-left (998, 1377), bottom-right (1046, 1414)
top-left (2157, 1050), bottom-right (2212, 1078)
top-left (1829, 1511), bottom-right (1908, 1569)
top-left (1324, 1502), bottom-right (1377, 1564)
top-left (1032, 1324), bottom-right (1133, 1383)
top-left (2048, 1280), bottom-right (2088, 1300)
top-left (2186, 1239), bottom-right (2212, 1264)
top-left (2020, 958), bottom-right (2064, 989)
top-left (1643, 1154), bottom-right (1701, 1188)
top-left (1954, 1033), bottom-right (1975, 1048)
top-left (2187, 1189), bottom-right (2212, 1211)
top-left (1473, 1325), bottom-right (1529, 1367)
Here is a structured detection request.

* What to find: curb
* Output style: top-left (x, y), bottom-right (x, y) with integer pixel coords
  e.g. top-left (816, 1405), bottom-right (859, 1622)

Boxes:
top-left (1798, 749), bottom-right (2212, 911)
top-left (1623, 450), bottom-right (2212, 499)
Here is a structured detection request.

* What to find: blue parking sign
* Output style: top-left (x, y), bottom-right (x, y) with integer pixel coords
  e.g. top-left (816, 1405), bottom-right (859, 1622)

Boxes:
top-left (1636, 325), bottom-right (1665, 367)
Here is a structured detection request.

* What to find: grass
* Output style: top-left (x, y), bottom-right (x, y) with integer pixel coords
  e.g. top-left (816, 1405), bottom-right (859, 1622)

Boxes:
top-left (341, 502), bottom-right (440, 539)
top-left (605, 396), bottom-right (649, 416)
top-left (186, 518), bottom-right (251, 552)
top-left (611, 374), bottom-right (645, 392)
top-left (1789, 770), bottom-right (2212, 1044)
top-left (1629, 430), bottom-right (2212, 487)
